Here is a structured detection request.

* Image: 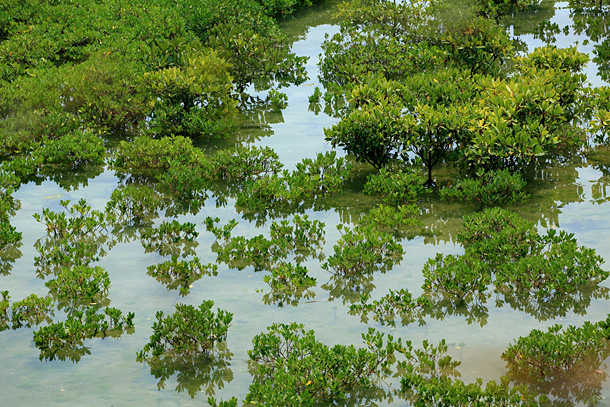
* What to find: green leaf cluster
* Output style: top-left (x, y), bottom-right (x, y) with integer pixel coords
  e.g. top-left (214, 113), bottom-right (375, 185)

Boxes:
top-left (147, 256), bottom-right (218, 296)
top-left (33, 306), bottom-right (135, 362)
top-left (137, 301), bottom-right (233, 360)
top-left (439, 169), bottom-right (529, 205)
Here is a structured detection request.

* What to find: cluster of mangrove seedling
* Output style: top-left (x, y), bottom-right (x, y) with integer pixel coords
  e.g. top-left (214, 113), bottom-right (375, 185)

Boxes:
top-left (207, 322), bottom-right (547, 406)
top-left (351, 207), bottom-right (608, 327)
top-left (0, 199), bottom-right (137, 361)
top-left (207, 214), bottom-right (324, 307)
top-left (137, 301), bottom-right (234, 397)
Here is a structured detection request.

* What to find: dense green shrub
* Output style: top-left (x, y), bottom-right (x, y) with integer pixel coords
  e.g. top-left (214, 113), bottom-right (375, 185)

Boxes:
top-left (235, 152), bottom-right (351, 210)
top-left (204, 146), bottom-right (283, 181)
top-left (261, 263), bottom-right (316, 307)
top-left (439, 169), bottom-right (529, 205)
top-left (457, 207), bottom-right (538, 264)
top-left (45, 265), bottom-right (111, 305)
top-left (349, 289), bottom-right (431, 327)
top-left (33, 306), bottom-right (135, 362)
top-left (110, 136), bottom-right (205, 172)
top-left (358, 204), bottom-right (423, 238)
top-left (503, 320), bottom-right (610, 376)
top-left (422, 253), bottom-right (492, 300)
top-left (32, 131), bottom-right (105, 169)
top-left (495, 229), bottom-right (607, 299)
top-left (144, 51), bottom-right (237, 139)
top-left (363, 167), bottom-right (427, 204)
top-left (246, 322), bottom-right (408, 405)
top-left (147, 256), bottom-right (218, 296)
top-left (322, 224), bottom-right (403, 276)
top-left (137, 301), bottom-right (232, 360)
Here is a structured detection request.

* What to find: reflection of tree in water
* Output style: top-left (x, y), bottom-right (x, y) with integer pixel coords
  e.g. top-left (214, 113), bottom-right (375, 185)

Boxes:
top-left (348, 291), bottom-right (489, 328)
top-left (144, 346), bottom-right (233, 399)
top-left (506, 367), bottom-right (607, 407)
top-left (496, 286), bottom-right (610, 321)
top-left (323, 273), bottom-right (377, 305)
top-left (423, 293), bottom-right (490, 327)
top-left (502, 0), bottom-right (558, 36)
top-left (39, 165), bottom-right (105, 192)
top-left (0, 247), bottom-right (21, 276)
top-left (38, 340), bottom-right (92, 363)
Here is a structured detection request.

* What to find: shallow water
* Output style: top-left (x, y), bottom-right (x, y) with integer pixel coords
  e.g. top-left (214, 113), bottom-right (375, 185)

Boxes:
top-left (2, 0), bottom-right (610, 406)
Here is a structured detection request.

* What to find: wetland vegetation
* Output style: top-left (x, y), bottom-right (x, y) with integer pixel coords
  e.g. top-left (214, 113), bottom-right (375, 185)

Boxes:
top-left (2, 0), bottom-right (610, 405)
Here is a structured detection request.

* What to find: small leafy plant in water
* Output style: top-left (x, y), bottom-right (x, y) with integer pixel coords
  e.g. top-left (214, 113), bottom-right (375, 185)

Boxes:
top-left (33, 306), bottom-right (135, 362)
top-left (502, 318), bottom-right (610, 377)
top-left (439, 168), bottom-right (529, 205)
top-left (364, 167), bottom-right (427, 205)
top-left (137, 301), bottom-right (233, 360)
top-left (10, 294), bottom-right (54, 329)
top-left (212, 215), bottom-right (325, 271)
top-left (358, 204), bottom-right (424, 239)
top-left (235, 151), bottom-right (351, 211)
top-left (322, 224), bottom-right (404, 276)
top-left (246, 322), bottom-right (409, 406)
top-left (140, 220), bottom-right (199, 257)
top-left (147, 256), bottom-right (218, 296)
top-left (422, 252), bottom-right (492, 301)
top-left (45, 265), bottom-right (111, 306)
top-left (349, 289), bottom-right (431, 327)
top-left (260, 263), bottom-right (316, 307)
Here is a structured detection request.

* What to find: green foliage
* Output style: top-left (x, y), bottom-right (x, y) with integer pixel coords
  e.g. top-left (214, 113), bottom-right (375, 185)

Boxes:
top-left (34, 238), bottom-right (107, 278)
top-left (495, 229), bottom-right (608, 299)
top-left (324, 100), bottom-right (408, 169)
top-left (236, 152), bottom-right (351, 210)
top-left (33, 306), bottom-right (135, 362)
top-left (458, 207), bottom-right (538, 264)
top-left (246, 322), bottom-right (408, 405)
top-left (105, 185), bottom-right (164, 226)
top-left (45, 265), bottom-right (111, 306)
top-left (0, 0), bottom-right (314, 151)
top-left (402, 374), bottom-right (539, 407)
top-left (144, 50), bottom-right (237, 139)
top-left (0, 171), bottom-right (22, 252)
top-left (33, 199), bottom-right (115, 240)
top-left (140, 220), bottom-right (199, 257)
top-left (214, 215), bottom-right (325, 270)
top-left (204, 217), bottom-right (239, 240)
top-left (349, 289), bottom-right (431, 327)
top-left (363, 167), bottom-right (427, 204)
top-left (503, 321), bottom-right (610, 377)
top-left (439, 169), bottom-right (529, 205)
top-left (401, 339), bottom-right (540, 406)
top-left (0, 290), bottom-right (9, 331)
top-left (255, 0), bottom-right (314, 17)
top-left (10, 294), bottom-right (55, 329)
top-left (322, 224), bottom-right (404, 276)
top-left (147, 256), bottom-right (218, 296)
top-left (422, 253), bottom-right (492, 300)
top-left (261, 263), bottom-right (316, 307)
top-left (32, 131), bottom-right (105, 169)
top-left (110, 136), bottom-right (205, 172)
top-left (137, 301), bottom-right (233, 360)
top-left (358, 204), bottom-right (423, 238)
top-left (205, 146), bottom-right (283, 181)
